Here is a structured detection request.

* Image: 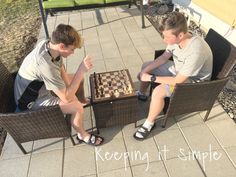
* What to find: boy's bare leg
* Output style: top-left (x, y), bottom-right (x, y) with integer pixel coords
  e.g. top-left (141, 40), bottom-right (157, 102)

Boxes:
top-left (137, 72), bottom-right (150, 95)
top-left (146, 84), bottom-right (166, 123)
top-left (59, 100), bottom-right (102, 144)
top-left (139, 81), bottom-right (150, 94)
top-left (76, 79), bottom-right (88, 104)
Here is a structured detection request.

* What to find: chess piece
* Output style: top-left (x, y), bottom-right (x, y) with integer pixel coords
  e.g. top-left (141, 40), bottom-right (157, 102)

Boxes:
top-left (100, 87), bottom-right (104, 97)
top-left (114, 89), bottom-right (120, 98)
top-left (98, 74), bottom-right (102, 85)
top-left (128, 84), bottom-right (132, 93)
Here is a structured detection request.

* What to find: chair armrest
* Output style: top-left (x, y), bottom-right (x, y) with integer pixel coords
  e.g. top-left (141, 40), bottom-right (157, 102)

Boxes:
top-left (166, 77), bottom-right (229, 117)
top-left (0, 105), bottom-right (71, 144)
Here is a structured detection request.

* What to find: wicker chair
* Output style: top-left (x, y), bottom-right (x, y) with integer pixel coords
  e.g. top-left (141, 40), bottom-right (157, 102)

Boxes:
top-left (149, 28), bottom-right (236, 128)
top-left (0, 61), bottom-right (75, 154)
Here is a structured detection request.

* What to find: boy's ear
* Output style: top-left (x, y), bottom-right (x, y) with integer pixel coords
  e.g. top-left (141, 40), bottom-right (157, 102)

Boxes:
top-left (59, 43), bottom-right (65, 50)
top-left (178, 32), bottom-right (185, 39)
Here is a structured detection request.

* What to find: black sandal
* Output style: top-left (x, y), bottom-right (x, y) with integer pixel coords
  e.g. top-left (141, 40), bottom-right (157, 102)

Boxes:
top-left (77, 134), bottom-right (104, 146)
top-left (133, 123), bottom-right (156, 141)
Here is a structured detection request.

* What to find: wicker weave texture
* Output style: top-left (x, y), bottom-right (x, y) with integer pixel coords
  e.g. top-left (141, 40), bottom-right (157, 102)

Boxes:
top-left (0, 105), bottom-right (71, 143)
top-left (205, 29), bottom-right (236, 80)
top-left (166, 77), bottom-right (229, 117)
top-left (93, 98), bottom-right (138, 128)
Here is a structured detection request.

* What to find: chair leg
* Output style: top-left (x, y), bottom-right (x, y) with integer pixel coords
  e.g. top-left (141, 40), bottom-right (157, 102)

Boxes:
top-left (162, 115), bottom-right (168, 128)
top-left (203, 109), bottom-right (212, 122)
top-left (70, 135), bottom-right (76, 146)
top-left (17, 143), bottom-right (27, 154)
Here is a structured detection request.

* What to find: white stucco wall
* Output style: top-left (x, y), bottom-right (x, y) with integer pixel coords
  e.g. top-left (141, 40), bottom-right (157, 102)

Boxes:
top-left (172, 0), bottom-right (236, 46)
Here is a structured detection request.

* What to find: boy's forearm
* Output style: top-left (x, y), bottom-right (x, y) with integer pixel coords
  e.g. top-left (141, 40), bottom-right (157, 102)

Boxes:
top-left (65, 69), bottom-right (84, 100)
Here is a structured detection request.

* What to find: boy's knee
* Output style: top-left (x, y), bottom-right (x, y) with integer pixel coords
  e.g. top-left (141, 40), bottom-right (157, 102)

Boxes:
top-left (71, 101), bottom-right (84, 113)
top-left (152, 85), bottom-right (167, 98)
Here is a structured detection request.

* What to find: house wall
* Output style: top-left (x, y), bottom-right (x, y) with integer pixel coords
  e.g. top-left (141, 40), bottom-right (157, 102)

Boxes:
top-left (172, 0), bottom-right (236, 46)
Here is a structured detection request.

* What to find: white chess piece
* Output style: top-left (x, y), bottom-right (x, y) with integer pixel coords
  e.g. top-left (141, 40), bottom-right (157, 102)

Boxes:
top-left (128, 84), bottom-right (132, 93)
top-left (114, 90), bottom-right (120, 98)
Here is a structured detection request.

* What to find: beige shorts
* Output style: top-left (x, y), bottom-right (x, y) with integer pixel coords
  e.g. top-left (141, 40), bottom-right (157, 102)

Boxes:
top-left (141, 61), bottom-right (176, 97)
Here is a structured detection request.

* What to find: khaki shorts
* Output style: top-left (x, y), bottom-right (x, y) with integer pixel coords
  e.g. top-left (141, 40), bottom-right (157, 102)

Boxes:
top-left (30, 87), bottom-right (60, 110)
top-left (141, 61), bottom-right (176, 97)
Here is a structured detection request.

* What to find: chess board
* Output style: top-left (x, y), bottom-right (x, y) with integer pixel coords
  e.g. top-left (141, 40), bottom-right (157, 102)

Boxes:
top-left (89, 69), bottom-right (136, 103)
top-left (89, 69), bottom-right (139, 131)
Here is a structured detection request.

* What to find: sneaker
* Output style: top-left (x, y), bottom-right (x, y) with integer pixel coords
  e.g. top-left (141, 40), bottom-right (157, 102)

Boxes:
top-left (136, 91), bottom-right (148, 101)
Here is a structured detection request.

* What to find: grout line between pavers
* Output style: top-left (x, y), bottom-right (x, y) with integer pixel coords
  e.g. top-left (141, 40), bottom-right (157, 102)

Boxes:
top-left (176, 119), bottom-right (208, 177)
top-left (201, 117), bottom-right (236, 169)
top-left (61, 138), bottom-right (65, 177)
top-left (114, 6), bottom-right (145, 67)
top-left (26, 141), bottom-right (34, 177)
top-left (103, 8), bottom-right (126, 70)
top-left (152, 136), bottom-right (171, 177)
top-left (121, 129), bottom-right (134, 177)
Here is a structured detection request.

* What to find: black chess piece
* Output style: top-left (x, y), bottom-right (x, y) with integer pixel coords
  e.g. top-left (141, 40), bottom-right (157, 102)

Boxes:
top-left (98, 74), bottom-right (102, 85)
top-left (100, 87), bottom-right (104, 97)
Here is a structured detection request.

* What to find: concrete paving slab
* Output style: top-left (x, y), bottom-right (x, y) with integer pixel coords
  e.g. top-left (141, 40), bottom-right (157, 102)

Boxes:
top-left (98, 167), bottom-right (133, 177)
top-left (104, 58), bottom-right (125, 71)
top-left (176, 112), bottom-right (205, 128)
top-left (182, 124), bottom-right (221, 152)
top-left (124, 135), bottom-right (160, 165)
top-left (0, 135), bottom-right (32, 160)
top-left (63, 145), bottom-right (96, 177)
top-left (225, 146), bottom-right (236, 167)
top-left (206, 118), bottom-right (236, 147)
top-left (123, 55), bottom-right (143, 68)
top-left (200, 101), bottom-right (230, 122)
top-left (95, 138), bottom-right (128, 173)
top-left (0, 155), bottom-right (30, 177)
top-left (28, 149), bottom-right (63, 177)
top-left (131, 161), bottom-right (169, 177)
top-left (154, 129), bottom-right (190, 160)
top-left (196, 149), bottom-right (236, 177)
top-left (165, 156), bottom-right (205, 177)
top-left (32, 138), bottom-right (63, 154)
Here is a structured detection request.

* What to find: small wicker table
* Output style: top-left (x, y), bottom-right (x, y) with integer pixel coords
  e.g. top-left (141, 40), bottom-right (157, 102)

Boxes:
top-left (89, 69), bottom-right (139, 133)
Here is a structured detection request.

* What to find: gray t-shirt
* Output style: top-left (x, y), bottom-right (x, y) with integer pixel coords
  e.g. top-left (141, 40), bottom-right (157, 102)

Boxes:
top-left (14, 40), bottom-right (65, 109)
top-left (166, 34), bottom-right (213, 81)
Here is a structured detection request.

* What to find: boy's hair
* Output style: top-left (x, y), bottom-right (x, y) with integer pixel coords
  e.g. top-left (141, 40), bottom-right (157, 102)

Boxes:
top-left (51, 24), bottom-right (83, 48)
top-left (159, 11), bottom-right (188, 36)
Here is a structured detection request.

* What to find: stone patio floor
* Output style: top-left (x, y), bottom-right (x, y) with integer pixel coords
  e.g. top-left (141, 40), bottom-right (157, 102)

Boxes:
top-left (0, 5), bottom-right (236, 177)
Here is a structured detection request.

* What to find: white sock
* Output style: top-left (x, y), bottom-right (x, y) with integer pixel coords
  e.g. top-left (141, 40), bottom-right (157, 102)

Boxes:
top-left (77, 133), bottom-right (82, 139)
top-left (143, 120), bottom-right (154, 131)
top-left (143, 0), bottom-right (149, 5)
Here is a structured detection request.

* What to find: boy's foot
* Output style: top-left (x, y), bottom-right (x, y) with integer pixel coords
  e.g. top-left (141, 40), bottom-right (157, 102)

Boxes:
top-left (136, 91), bottom-right (148, 101)
top-left (77, 134), bottom-right (104, 146)
top-left (133, 123), bottom-right (156, 141)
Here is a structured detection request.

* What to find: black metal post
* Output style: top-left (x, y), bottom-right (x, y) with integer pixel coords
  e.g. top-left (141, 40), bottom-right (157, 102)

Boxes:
top-left (38, 0), bottom-right (49, 39)
top-left (140, 0), bottom-right (145, 28)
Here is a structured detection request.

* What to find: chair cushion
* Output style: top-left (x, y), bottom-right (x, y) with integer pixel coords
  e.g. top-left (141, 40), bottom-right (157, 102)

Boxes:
top-left (105, 0), bottom-right (129, 3)
top-left (43, 0), bottom-right (75, 9)
top-left (74, 0), bottom-right (104, 6)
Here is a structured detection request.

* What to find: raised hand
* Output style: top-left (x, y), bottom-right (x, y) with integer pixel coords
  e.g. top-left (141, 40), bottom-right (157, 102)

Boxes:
top-left (79, 55), bottom-right (93, 73)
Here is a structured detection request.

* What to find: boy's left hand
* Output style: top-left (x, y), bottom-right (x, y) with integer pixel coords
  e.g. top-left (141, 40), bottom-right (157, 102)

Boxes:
top-left (140, 72), bottom-right (151, 82)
